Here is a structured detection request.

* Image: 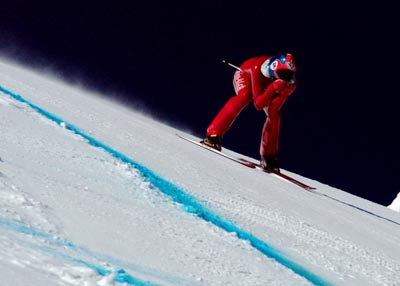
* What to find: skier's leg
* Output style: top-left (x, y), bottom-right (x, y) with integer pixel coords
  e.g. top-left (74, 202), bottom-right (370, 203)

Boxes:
top-left (260, 91), bottom-right (291, 157)
top-left (260, 109), bottom-right (281, 156)
top-left (206, 71), bottom-right (252, 136)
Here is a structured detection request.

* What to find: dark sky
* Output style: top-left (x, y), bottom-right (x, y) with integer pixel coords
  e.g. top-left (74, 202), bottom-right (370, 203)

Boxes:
top-left (1, 1), bottom-right (399, 207)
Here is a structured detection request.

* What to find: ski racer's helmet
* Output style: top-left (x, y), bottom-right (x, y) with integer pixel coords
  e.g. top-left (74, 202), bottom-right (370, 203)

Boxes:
top-left (261, 53), bottom-right (296, 82)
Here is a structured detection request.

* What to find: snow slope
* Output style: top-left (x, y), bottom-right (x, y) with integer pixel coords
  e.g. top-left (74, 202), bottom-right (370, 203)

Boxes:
top-left (1, 57), bottom-right (400, 286)
top-left (388, 193), bottom-right (400, 212)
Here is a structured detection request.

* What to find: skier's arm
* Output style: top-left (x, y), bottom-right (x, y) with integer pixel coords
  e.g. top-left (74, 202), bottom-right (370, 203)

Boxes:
top-left (253, 79), bottom-right (297, 110)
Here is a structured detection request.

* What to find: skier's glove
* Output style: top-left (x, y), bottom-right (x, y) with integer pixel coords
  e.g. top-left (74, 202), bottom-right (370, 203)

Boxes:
top-left (271, 79), bottom-right (295, 95)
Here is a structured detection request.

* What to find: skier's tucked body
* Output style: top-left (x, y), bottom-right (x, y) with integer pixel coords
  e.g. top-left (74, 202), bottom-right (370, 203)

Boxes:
top-left (202, 53), bottom-right (297, 173)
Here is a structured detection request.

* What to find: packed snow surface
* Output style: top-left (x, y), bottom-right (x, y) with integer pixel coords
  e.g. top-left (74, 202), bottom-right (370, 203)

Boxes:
top-left (1, 58), bottom-right (400, 286)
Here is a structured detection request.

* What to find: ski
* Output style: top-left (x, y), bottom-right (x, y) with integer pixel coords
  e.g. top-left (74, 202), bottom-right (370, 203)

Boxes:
top-left (238, 158), bottom-right (316, 191)
top-left (177, 134), bottom-right (316, 191)
top-left (176, 134), bottom-right (256, 168)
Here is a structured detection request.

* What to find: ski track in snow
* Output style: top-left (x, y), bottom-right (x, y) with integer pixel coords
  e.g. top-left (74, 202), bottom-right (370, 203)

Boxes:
top-left (211, 190), bottom-right (400, 285)
top-left (1, 59), bottom-right (400, 286)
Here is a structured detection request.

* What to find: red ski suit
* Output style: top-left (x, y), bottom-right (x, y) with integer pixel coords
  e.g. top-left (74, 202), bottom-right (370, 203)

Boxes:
top-left (207, 56), bottom-right (297, 156)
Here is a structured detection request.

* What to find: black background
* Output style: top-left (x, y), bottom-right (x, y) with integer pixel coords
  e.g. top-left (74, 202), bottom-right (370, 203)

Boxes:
top-left (1, 1), bottom-right (399, 206)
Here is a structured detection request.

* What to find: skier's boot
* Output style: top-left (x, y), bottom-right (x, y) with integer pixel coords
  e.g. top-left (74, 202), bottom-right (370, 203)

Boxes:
top-left (200, 134), bottom-right (222, 151)
top-left (260, 154), bottom-right (280, 173)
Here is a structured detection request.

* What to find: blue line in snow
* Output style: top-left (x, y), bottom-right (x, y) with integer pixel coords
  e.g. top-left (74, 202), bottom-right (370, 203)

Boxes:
top-left (0, 86), bottom-right (331, 286)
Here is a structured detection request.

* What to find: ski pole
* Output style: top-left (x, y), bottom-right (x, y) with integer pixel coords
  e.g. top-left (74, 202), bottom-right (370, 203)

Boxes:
top-left (222, 59), bottom-right (243, 72)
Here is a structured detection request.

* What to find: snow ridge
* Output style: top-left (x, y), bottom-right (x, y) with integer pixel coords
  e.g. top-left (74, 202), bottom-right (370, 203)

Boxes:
top-left (0, 170), bottom-right (164, 285)
top-left (0, 217), bottom-right (162, 286)
top-left (0, 85), bottom-right (331, 285)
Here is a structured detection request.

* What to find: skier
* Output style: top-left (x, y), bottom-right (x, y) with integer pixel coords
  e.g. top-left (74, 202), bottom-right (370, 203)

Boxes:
top-left (201, 53), bottom-right (297, 173)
